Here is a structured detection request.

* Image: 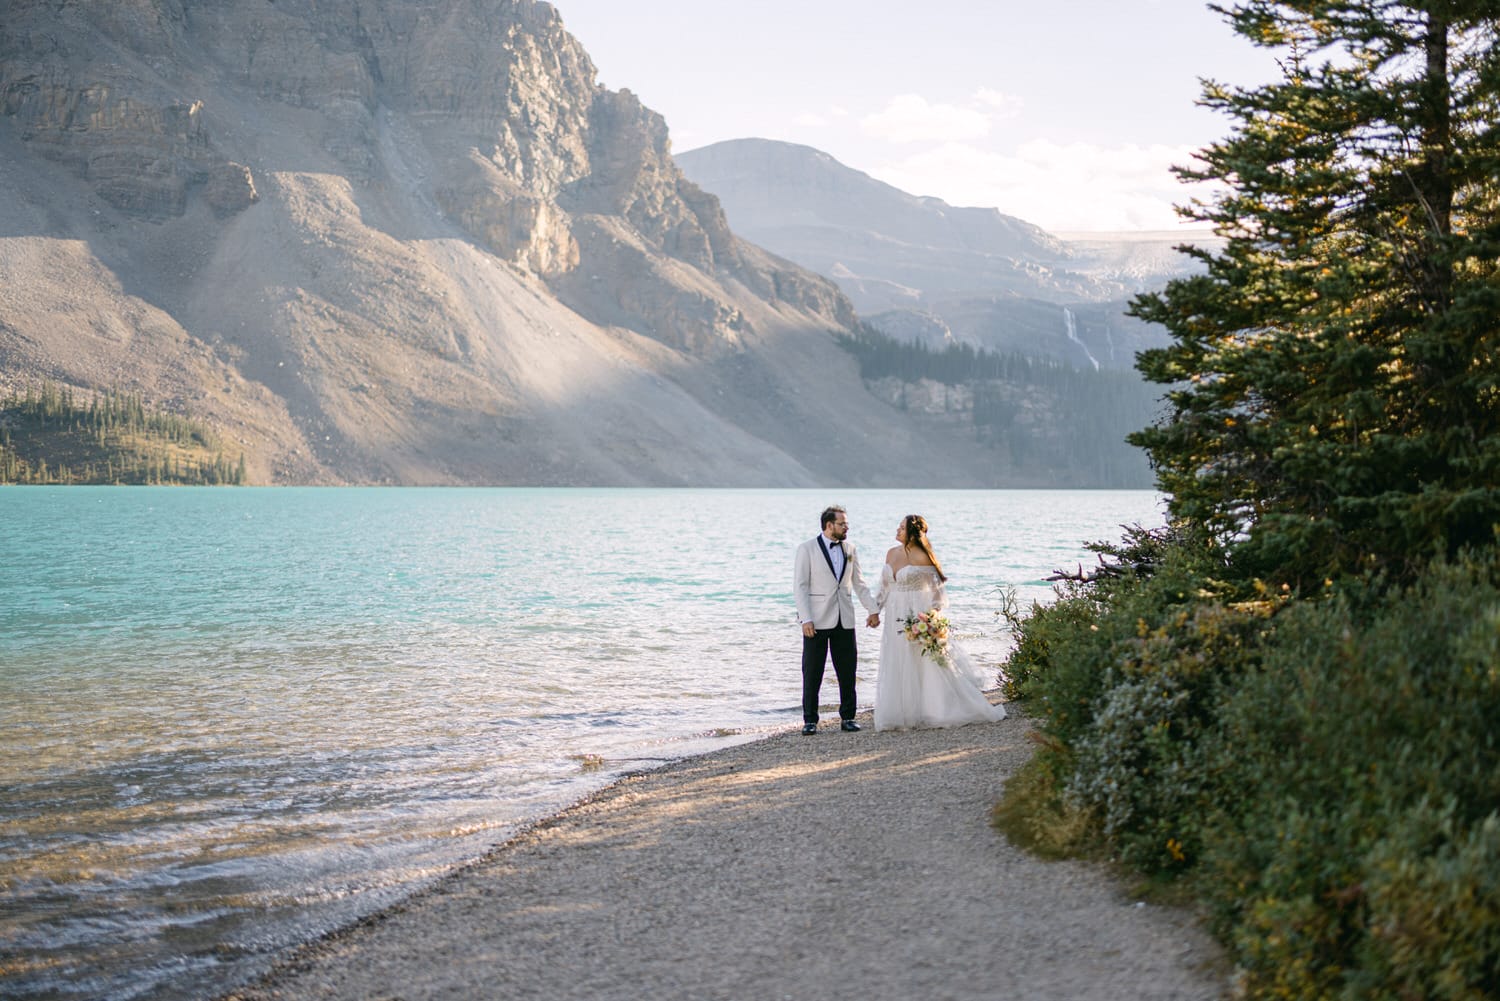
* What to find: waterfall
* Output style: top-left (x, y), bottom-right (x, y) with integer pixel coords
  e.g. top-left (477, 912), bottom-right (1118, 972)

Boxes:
top-left (1063, 307), bottom-right (1100, 371)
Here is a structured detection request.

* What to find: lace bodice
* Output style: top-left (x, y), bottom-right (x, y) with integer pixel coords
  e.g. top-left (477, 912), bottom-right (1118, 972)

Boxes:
top-left (888, 564), bottom-right (939, 589)
top-left (878, 564), bottom-right (946, 607)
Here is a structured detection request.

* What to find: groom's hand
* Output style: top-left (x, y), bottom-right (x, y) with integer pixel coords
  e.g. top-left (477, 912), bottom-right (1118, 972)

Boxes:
top-left (802, 622), bottom-right (816, 638)
top-left (867, 613), bottom-right (880, 628)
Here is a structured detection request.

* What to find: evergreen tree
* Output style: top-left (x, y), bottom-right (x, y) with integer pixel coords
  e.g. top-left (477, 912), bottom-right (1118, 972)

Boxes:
top-left (1131, 1), bottom-right (1500, 586)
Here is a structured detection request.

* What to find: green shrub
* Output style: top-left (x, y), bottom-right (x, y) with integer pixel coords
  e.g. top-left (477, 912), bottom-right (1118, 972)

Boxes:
top-left (1198, 555), bottom-right (1500, 997)
top-left (1354, 809), bottom-right (1500, 1000)
top-left (991, 745), bottom-right (1100, 861)
top-left (1006, 526), bottom-right (1229, 730)
top-left (1006, 525), bottom-right (1263, 872)
top-left (1000, 579), bottom-right (1105, 710)
top-left (1001, 545), bottom-right (1500, 999)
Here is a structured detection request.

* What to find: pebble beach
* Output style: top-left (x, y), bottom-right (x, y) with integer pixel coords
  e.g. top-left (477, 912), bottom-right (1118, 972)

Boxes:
top-left (223, 705), bottom-right (1227, 1001)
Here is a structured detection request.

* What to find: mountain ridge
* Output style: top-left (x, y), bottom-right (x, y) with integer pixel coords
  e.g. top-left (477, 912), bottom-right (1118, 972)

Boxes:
top-left (0, 0), bottom-right (1022, 486)
top-left (676, 137), bottom-right (1210, 369)
top-left (674, 138), bottom-right (1067, 262)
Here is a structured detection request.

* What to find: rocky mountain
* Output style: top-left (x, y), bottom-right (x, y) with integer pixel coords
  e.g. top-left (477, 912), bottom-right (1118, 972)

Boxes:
top-left (0, 0), bottom-right (1038, 486)
top-left (676, 138), bottom-right (1214, 371)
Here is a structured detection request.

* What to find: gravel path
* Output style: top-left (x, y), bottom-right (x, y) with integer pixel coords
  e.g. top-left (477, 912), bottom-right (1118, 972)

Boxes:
top-left (225, 708), bottom-right (1228, 1001)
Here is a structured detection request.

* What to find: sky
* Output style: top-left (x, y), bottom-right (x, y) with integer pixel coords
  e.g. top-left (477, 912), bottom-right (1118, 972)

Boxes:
top-left (550, 0), bottom-right (1284, 233)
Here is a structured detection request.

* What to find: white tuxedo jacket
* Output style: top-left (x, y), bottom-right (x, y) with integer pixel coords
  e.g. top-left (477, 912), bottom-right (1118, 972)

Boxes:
top-left (793, 535), bottom-right (878, 630)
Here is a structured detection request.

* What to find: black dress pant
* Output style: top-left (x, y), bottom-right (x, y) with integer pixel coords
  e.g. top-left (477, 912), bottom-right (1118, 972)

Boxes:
top-left (802, 624), bottom-right (857, 725)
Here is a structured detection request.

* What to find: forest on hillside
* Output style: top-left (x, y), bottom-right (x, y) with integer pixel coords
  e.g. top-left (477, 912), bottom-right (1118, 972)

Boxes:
top-left (0, 383), bottom-right (245, 485)
top-left (837, 326), bottom-right (1161, 487)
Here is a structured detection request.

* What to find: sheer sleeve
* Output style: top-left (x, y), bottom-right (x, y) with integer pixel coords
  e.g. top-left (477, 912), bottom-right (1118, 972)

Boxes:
top-left (875, 563), bottom-right (894, 610)
top-left (932, 577), bottom-right (949, 611)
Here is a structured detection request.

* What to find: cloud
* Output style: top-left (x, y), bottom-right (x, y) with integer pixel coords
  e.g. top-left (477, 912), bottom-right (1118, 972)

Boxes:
top-left (866, 140), bottom-right (1218, 232)
top-left (971, 87), bottom-right (1024, 119)
top-left (860, 94), bottom-right (994, 144)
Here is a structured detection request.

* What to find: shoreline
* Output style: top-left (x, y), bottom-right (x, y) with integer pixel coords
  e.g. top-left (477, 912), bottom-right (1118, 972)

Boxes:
top-left (221, 701), bottom-right (1227, 1001)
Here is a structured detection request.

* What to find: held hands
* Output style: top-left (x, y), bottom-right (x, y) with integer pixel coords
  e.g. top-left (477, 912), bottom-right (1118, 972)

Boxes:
top-left (801, 617), bottom-right (879, 633)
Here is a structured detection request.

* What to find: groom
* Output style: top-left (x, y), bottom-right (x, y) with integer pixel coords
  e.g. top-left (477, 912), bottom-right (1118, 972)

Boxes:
top-left (793, 505), bottom-right (880, 734)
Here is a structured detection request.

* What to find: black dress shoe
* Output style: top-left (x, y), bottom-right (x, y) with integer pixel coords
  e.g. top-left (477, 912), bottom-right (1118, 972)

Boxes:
top-left (840, 720), bottom-right (861, 732)
top-left (802, 723), bottom-right (817, 735)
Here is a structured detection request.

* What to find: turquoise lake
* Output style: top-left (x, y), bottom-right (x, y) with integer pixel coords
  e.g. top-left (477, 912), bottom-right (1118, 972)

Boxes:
top-left (0, 487), bottom-right (1163, 999)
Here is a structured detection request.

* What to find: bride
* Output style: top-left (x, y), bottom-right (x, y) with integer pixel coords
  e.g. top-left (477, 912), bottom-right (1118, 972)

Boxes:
top-left (871, 514), bottom-right (1006, 731)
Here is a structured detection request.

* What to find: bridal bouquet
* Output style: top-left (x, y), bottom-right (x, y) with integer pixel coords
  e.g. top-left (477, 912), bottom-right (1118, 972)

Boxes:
top-left (901, 609), bottom-right (952, 668)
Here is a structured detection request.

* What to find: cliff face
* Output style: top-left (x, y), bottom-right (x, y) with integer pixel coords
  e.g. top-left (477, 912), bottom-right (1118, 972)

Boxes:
top-left (0, 2), bottom-right (256, 218)
top-left (0, 0), bottom-right (997, 485)
top-left (1, 1), bottom-right (849, 342)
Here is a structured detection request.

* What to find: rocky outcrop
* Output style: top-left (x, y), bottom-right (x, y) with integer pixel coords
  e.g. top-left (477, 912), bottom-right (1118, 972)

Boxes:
top-left (437, 151), bottom-right (581, 274)
top-left (0, 5), bottom-right (259, 220)
top-left (868, 377), bottom-right (973, 419)
top-left (203, 160), bottom-right (258, 215)
top-left (0, 75), bottom-right (252, 219)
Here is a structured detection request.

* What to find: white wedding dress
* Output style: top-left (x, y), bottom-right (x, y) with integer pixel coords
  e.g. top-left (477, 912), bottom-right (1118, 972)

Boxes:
top-left (873, 565), bottom-right (1006, 731)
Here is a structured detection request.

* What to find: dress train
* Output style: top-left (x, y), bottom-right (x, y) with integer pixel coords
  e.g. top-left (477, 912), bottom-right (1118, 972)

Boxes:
top-left (873, 564), bottom-right (1005, 731)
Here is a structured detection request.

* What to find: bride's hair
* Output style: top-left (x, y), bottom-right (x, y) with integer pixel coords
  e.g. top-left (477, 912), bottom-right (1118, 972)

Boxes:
top-left (903, 514), bottom-right (946, 582)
